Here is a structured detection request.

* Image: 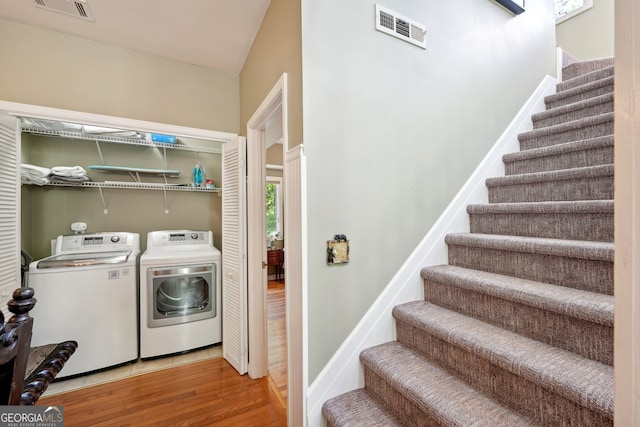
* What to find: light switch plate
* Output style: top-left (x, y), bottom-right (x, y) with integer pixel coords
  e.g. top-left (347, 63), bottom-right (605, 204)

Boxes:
top-left (327, 240), bottom-right (350, 264)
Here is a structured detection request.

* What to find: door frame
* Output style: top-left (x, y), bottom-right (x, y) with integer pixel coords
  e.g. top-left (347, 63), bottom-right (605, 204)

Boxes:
top-left (246, 73), bottom-right (288, 379)
top-left (613, 0), bottom-right (640, 423)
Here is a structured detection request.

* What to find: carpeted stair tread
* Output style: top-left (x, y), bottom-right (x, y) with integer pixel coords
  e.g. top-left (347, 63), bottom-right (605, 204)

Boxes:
top-left (518, 112), bottom-right (613, 150)
top-left (562, 58), bottom-right (614, 81)
top-left (322, 388), bottom-right (403, 427)
top-left (421, 264), bottom-right (613, 365)
top-left (503, 135), bottom-right (614, 174)
top-left (420, 265), bottom-right (613, 326)
top-left (392, 302), bottom-right (614, 418)
top-left (532, 92), bottom-right (613, 128)
top-left (467, 200), bottom-right (614, 241)
top-left (486, 164), bottom-right (613, 202)
top-left (467, 199), bottom-right (613, 214)
top-left (545, 75), bottom-right (613, 109)
top-left (558, 64), bottom-right (614, 92)
top-left (446, 233), bottom-right (613, 295)
top-left (360, 342), bottom-right (538, 427)
top-left (444, 233), bottom-right (613, 261)
top-left (487, 164), bottom-right (613, 187)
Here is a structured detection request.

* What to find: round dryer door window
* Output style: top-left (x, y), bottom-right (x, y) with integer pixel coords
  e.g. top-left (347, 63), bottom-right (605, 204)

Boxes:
top-left (149, 264), bottom-right (216, 326)
top-left (156, 276), bottom-right (209, 314)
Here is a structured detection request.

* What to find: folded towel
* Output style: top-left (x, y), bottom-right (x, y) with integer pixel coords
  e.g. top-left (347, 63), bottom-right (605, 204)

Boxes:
top-left (21, 175), bottom-right (50, 186)
top-left (21, 164), bottom-right (91, 185)
top-left (50, 166), bottom-right (88, 178)
top-left (21, 164), bottom-right (52, 186)
top-left (21, 164), bottom-right (51, 178)
top-left (49, 176), bottom-right (91, 183)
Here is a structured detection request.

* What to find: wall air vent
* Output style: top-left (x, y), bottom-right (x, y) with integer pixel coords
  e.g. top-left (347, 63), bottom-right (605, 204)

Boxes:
top-left (33, 0), bottom-right (95, 22)
top-left (375, 4), bottom-right (426, 50)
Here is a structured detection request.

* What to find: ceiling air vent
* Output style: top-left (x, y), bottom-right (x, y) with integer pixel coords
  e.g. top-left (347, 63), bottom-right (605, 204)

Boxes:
top-left (375, 4), bottom-right (426, 50)
top-left (33, 0), bottom-right (95, 22)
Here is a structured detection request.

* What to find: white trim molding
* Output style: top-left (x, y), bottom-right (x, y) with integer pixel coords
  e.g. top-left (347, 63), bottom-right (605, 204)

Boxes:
top-left (0, 100), bottom-right (236, 143)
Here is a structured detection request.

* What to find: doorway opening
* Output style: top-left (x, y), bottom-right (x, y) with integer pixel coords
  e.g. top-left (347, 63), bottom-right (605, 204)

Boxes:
top-left (246, 74), bottom-right (290, 413)
top-left (267, 167), bottom-right (286, 401)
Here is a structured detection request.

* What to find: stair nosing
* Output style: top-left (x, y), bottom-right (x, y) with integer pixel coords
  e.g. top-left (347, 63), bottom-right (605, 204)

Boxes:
top-left (361, 342), bottom-right (538, 427)
top-left (444, 233), bottom-right (614, 262)
top-left (503, 135), bottom-right (613, 163)
top-left (533, 92), bottom-right (613, 122)
top-left (323, 389), bottom-right (403, 427)
top-left (558, 65), bottom-right (614, 91)
top-left (420, 264), bottom-right (613, 326)
top-left (486, 164), bottom-right (613, 187)
top-left (518, 112), bottom-right (613, 142)
top-left (545, 75), bottom-right (614, 104)
top-left (392, 302), bottom-right (614, 417)
top-left (466, 199), bottom-right (614, 214)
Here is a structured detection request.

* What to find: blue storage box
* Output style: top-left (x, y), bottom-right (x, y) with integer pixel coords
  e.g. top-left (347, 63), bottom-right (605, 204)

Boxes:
top-left (150, 133), bottom-right (177, 144)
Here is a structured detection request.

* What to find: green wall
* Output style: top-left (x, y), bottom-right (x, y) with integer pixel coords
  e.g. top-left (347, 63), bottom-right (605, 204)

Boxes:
top-left (302, 0), bottom-right (557, 382)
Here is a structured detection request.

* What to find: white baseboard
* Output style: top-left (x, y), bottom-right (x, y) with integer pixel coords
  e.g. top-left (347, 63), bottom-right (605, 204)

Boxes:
top-left (306, 75), bottom-right (557, 427)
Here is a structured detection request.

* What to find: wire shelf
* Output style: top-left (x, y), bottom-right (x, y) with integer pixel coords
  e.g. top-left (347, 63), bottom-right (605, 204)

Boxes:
top-left (21, 127), bottom-right (223, 154)
top-left (43, 181), bottom-right (220, 193)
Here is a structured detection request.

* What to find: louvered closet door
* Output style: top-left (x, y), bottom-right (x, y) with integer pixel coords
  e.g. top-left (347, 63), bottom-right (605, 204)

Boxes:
top-left (0, 112), bottom-right (20, 305)
top-left (221, 136), bottom-right (248, 374)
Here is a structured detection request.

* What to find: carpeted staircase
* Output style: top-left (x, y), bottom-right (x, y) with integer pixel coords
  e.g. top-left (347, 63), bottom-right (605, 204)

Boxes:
top-left (322, 57), bottom-right (615, 426)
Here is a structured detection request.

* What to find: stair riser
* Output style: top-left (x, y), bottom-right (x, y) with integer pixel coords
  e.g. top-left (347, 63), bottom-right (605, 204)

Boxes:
top-left (488, 176), bottom-right (613, 203)
top-left (504, 146), bottom-right (613, 175)
top-left (533, 101), bottom-right (613, 129)
top-left (546, 83), bottom-right (613, 110)
top-left (447, 245), bottom-right (613, 295)
top-left (423, 280), bottom-right (613, 365)
top-left (519, 121), bottom-right (613, 151)
top-left (558, 67), bottom-right (614, 91)
top-left (395, 322), bottom-right (612, 426)
top-left (562, 59), bottom-right (614, 80)
top-left (469, 212), bottom-right (613, 242)
top-left (363, 368), bottom-right (442, 427)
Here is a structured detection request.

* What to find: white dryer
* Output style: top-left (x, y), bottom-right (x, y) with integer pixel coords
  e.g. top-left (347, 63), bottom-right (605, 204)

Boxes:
top-left (28, 232), bottom-right (140, 378)
top-left (139, 230), bottom-right (221, 359)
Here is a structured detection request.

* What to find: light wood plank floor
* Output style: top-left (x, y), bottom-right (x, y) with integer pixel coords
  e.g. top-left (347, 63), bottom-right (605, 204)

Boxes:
top-left (36, 280), bottom-right (289, 426)
top-left (39, 357), bottom-right (287, 426)
top-left (268, 280), bottom-right (287, 402)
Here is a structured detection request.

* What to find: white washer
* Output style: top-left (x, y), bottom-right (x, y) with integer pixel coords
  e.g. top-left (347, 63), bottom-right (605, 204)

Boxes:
top-left (139, 230), bottom-right (221, 359)
top-left (28, 232), bottom-right (140, 378)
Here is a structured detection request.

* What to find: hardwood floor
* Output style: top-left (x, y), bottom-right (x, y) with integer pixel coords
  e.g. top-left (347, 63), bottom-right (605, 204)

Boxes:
top-left (267, 280), bottom-right (287, 401)
top-left (39, 357), bottom-right (287, 426)
top-left (35, 281), bottom-right (289, 426)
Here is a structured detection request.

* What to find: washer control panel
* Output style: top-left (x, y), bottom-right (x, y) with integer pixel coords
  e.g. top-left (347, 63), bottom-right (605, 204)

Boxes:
top-left (56, 232), bottom-right (140, 254)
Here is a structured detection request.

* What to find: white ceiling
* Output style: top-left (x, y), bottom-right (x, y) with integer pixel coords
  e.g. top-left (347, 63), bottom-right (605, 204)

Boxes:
top-left (0, 0), bottom-right (271, 73)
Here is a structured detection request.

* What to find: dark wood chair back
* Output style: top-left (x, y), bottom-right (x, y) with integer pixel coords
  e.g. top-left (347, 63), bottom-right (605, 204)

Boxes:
top-left (0, 287), bottom-right (77, 405)
top-left (0, 287), bottom-right (35, 405)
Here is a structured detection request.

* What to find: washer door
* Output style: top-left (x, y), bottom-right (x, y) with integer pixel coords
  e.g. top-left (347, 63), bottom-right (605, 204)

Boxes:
top-left (147, 264), bottom-right (216, 328)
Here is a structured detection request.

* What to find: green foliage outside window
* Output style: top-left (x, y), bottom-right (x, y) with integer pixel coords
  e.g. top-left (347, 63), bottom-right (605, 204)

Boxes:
top-left (266, 183), bottom-right (277, 236)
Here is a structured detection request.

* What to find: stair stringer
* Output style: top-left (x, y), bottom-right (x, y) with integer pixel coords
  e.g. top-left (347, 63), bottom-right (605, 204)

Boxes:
top-left (306, 75), bottom-right (557, 427)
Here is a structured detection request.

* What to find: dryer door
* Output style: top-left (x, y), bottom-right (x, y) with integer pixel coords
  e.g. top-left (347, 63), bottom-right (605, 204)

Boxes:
top-left (147, 264), bottom-right (215, 328)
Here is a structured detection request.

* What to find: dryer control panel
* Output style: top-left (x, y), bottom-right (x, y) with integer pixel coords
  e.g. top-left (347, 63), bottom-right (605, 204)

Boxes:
top-left (147, 230), bottom-right (213, 248)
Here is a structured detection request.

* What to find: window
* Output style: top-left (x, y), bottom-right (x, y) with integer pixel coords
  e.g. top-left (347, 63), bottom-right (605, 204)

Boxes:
top-left (266, 177), bottom-right (283, 245)
top-left (555, 0), bottom-right (593, 24)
